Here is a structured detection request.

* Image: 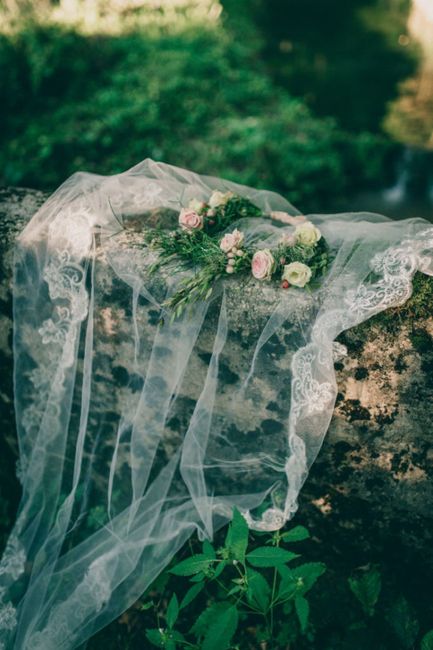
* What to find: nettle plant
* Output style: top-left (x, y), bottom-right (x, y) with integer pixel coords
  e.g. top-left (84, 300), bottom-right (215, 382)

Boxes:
top-left (143, 509), bottom-right (326, 650)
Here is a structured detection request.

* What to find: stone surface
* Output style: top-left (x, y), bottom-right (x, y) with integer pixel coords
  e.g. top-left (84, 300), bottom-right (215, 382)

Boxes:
top-left (1, 187), bottom-right (433, 573)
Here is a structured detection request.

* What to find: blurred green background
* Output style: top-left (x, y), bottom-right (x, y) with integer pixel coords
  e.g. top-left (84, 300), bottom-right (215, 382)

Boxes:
top-left (1, 0), bottom-right (432, 216)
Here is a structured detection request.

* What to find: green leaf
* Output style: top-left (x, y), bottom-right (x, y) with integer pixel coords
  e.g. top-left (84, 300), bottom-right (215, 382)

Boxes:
top-left (246, 546), bottom-right (299, 568)
top-left (281, 526), bottom-right (310, 543)
top-left (213, 560), bottom-right (227, 578)
top-left (225, 508), bottom-right (249, 563)
top-left (295, 595), bottom-right (309, 633)
top-left (421, 630), bottom-right (433, 650)
top-left (202, 605), bottom-right (239, 650)
top-left (386, 595), bottom-right (419, 649)
top-left (164, 640), bottom-right (176, 650)
top-left (245, 567), bottom-right (271, 612)
top-left (348, 566), bottom-right (381, 617)
top-left (202, 539), bottom-right (216, 559)
top-left (180, 581), bottom-right (205, 610)
top-left (290, 562), bottom-right (326, 594)
top-left (166, 593), bottom-right (179, 629)
top-left (277, 574), bottom-right (298, 602)
top-left (146, 629), bottom-right (164, 647)
top-left (191, 602), bottom-right (230, 637)
top-left (170, 554), bottom-right (214, 576)
top-left (190, 571), bottom-right (206, 582)
top-left (140, 600), bottom-right (154, 611)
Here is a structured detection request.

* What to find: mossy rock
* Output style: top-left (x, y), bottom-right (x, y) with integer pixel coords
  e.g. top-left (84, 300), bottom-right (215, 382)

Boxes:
top-left (0, 187), bottom-right (432, 572)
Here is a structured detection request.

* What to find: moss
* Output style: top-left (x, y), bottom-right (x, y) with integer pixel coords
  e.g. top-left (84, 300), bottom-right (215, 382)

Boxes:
top-left (352, 272), bottom-right (433, 338)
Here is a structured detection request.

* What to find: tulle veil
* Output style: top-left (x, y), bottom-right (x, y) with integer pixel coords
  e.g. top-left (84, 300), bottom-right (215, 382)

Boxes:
top-left (0, 159), bottom-right (432, 649)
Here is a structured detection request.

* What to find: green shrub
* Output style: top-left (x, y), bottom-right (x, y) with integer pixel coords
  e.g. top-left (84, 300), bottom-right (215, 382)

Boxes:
top-left (0, 20), bottom-right (394, 212)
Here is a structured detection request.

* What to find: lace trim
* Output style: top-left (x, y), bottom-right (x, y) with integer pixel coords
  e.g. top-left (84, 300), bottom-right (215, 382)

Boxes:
top-left (250, 227), bottom-right (433, 530)
top-left (18, 248), bottom-right (89, 477)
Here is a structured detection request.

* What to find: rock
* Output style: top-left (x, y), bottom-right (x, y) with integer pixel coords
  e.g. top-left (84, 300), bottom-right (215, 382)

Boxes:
top-left (1, 186), bottom-right (432, 575)
top-left (0, 188), bottom-right (47, 456)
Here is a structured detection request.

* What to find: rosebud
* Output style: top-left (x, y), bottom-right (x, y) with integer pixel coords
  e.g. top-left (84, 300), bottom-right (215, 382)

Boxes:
top-left (281, 280), bottom-right (290, 289)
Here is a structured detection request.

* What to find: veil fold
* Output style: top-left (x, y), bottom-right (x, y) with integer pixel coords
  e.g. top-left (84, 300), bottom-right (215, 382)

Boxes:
top-left (0, 159), bottom-right (432, 649)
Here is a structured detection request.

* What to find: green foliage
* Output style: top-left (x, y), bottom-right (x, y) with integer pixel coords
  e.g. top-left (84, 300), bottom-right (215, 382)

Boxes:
top-left (246, 546), bottom-right (299, 568)
top-left (142, 508), bottom-right (327, 648)
top-left (0, 2), bottom-right (396, 212)
top-left (280, 525), bottom-right (310, 543)
top-left (422, 630), bottom-right (433, 650)
top-left (386, 595), bottom-right (420, 649)
top-left (224, 507), bottom-right (249, 563)
top-left (348, 565), bottom-right (382, 617)
top-left (201, 605), bottom-right (238, 650)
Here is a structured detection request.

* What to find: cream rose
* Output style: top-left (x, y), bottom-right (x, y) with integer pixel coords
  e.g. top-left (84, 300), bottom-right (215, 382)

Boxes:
top-left (282, 262), bottom-right (312, 288)
top-left (188, 198), bottom-right (205, 212)
top-left (251, 249), bottom-right (275, 280)
top-left (220, 229), bottom-right (245, 253)
top-left (178, 208), bottom-right (203, 231)
top-left (294, 222), bottom-right (321, 246)
top-left (208, 190), bottom-right (234, 209)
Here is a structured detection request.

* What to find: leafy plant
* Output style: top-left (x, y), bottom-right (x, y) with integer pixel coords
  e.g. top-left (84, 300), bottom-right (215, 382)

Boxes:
top-left (421, 630), bottom-right (433, 650)
top-left (142, 508), bottom-right (325, 648)
top-left (348, 565), bottom-right (382, 617)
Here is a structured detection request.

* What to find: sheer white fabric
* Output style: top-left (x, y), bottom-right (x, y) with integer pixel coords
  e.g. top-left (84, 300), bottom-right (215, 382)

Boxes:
top-left (1, 159), bottom-right (432, 649)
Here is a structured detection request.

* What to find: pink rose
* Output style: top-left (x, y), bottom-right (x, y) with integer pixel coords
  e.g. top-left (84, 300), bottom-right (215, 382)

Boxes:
top-left (179, 208), bottom-right (203, 231)
top-left (251, 249), bottom-right (275, 280)
top-left (220, 229), bottom-right (245, 253)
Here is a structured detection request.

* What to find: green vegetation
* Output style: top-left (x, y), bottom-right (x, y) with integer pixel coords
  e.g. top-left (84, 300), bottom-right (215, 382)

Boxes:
top-left (85, 509), bottom-right (433, 649)
top-left (0, 0), bottom-right (398, 212)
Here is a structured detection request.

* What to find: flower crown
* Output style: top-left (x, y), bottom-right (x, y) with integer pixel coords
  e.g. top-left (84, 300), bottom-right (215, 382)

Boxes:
top-left (143, 190), bottom-right (330, 319)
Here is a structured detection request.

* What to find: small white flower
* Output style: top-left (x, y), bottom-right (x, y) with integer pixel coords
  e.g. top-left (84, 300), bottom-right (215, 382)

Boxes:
top-left (282, 262), bottom-right (312, 287)
top-left (209, 190), bottom-right (235, 209)
top-left (226, 265), bottom-right (235, 274)
top-left (294, 222), bottom-right (321, 246)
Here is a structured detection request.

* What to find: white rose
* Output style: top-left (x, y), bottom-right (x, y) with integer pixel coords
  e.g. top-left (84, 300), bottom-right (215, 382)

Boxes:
top-left (294, 222), bottom-right (321, 246)
top-left (251, 249), bottom-right (275, 280)
top-left (208, 190), bottom-right (235, 209)
top-left (188, 198), bottom-right (205, 211)
top-left (220, 229), bottom-right (245, 253)
top-left (282, 262), bottom-right (312, 288)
